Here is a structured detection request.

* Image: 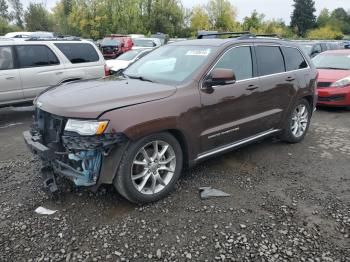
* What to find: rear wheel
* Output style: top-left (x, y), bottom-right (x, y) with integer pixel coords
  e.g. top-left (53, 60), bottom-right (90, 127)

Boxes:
top-left (281, 99), bottom-right (311, 143)
top-left (114, 132), bottom-right (183, 204)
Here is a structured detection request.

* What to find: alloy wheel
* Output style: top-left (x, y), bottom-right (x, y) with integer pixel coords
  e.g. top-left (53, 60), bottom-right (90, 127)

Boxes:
top-left (131, 140), bottom-right (176, 195)
top-left (291, 104), bottom-right (309, 138)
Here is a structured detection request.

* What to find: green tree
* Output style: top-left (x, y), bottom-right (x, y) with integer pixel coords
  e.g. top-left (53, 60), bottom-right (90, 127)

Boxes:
top-left (24, 3), bottom-right (53, 31)
top-left (329, 8), bottom-right (350, 34)
top-left (243, 10), bottom-right (265, 31)
top-left (206, 0), bottom-right (238, 31)
top-left (190, 5), bottom-right (210, 31)
top-left (317, 8), bottom-right (330, 28)
top-left (290, 0), bottom-right (316, 36)
top-left (0, 0), bottom-right (11, 21)
top-left (9, 0), bottom-right (24, 28)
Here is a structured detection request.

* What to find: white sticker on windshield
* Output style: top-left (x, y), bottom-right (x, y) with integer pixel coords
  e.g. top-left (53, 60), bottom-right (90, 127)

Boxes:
top-left (186, 49), bottom-right (211, 56)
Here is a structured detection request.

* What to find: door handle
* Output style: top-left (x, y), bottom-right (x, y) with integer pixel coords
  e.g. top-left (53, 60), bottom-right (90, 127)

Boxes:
top-left (286, 76), bottom-right (296, 82)
top-left (56, 72), bottom-right (63, 75)
top-left (246, 85), bottom-right (259, 91)
top-left (5, 76), bottom-right (15, 80)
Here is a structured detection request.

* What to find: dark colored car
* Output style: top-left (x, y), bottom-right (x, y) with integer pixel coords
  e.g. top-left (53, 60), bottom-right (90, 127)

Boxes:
top-left (24, 36), bottom-right (317, 203)
top-left (313, 49), bottom-right (350, 108)
top-left (100, 35), bottom-right (133, 59)
top-left (295, 41), bottom-right (342, 58)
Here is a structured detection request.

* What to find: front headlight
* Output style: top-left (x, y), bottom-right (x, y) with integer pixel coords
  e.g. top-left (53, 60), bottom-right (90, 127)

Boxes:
top-left (330, 76), bottom-right (350, 88)
top-left (65, 119), bottom-right (109, 136)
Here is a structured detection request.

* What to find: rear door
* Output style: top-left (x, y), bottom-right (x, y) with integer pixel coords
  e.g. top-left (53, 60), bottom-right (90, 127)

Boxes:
top-left (53, 43), bottom-right (104, 80)
top-left (16, 44), bottom-right (64, 99)
top-left (0, 45), bottom-right (23, 104)
top-left (200, 45), bottom-right (264, 153)
top-left (254, 45), bottom-right (299, 130)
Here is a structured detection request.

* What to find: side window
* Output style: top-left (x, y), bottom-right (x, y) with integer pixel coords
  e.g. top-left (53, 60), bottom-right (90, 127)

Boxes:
top-left (54, 43), bottom-right (99, 64)
top-left (16, 45), bottom-right (60, 68)
top-left (213, 46), bottom-right (253, 81)
top-left (0, 46), bottom-right (14, 70)
top-left (313, 44), bottom-right (322, 54)
top-left (256, 46), bottom-right (285, 76)
top-left (281, 47), bottom-right (308, 71)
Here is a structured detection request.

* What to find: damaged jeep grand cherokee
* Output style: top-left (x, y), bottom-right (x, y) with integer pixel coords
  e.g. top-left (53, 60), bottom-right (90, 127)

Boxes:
top-left (24, 35), bottom-right (317, 203)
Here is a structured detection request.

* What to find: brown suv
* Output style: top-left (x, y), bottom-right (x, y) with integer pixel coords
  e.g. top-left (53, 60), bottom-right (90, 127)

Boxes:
top-left (24, 35), bottom-right (317, 203)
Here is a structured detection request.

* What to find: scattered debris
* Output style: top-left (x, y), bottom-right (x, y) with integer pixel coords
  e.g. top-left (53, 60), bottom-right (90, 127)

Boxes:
top-left (34, 206), bottom-right (57, 215)
top-left (199, 187), bottom-right (230, 200)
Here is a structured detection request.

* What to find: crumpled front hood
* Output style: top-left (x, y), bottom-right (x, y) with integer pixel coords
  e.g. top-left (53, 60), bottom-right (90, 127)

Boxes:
top-left (37, 77), bottom-right (177, 118)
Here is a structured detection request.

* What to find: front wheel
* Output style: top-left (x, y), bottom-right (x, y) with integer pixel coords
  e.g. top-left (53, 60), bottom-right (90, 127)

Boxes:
top-left (281, 99), bottom-right (312, 143)
top-left (114, 132), bottom-right (183, 204)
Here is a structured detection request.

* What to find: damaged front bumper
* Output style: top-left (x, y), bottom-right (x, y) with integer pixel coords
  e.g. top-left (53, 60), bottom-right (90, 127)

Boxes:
top-left (24, 129), bottom-right (128, 192)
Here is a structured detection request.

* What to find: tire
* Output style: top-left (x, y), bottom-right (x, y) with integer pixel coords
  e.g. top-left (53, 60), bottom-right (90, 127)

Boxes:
top-left (281, 99), bottom-right (312, 143)
top-left (114, 132), bottom-right (183, 204)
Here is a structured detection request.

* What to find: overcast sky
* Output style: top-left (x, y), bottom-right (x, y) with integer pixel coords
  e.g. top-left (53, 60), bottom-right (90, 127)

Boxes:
top-left (23, 0), bottom-right (350, 24)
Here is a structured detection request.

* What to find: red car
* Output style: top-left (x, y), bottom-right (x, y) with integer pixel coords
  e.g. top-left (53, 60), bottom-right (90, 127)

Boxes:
top-left (313, 50), bottom-right (350, 108)
top-left (100, 35), bottom-right (133, 59)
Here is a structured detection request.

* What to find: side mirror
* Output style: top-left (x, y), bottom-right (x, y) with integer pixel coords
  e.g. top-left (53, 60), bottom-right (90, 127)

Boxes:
top-left (204, 68), bottom-right (236, 88)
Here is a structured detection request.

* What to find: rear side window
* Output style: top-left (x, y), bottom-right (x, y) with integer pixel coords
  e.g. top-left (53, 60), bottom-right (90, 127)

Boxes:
top-left (214, 46), bottom-right (253, 81)
top-left (0, 46), bottom-right (14, 70)
top-left (256, 46), bottom-right (285, 76)
top-left (16, 45), bottom-right (59, 68)
top-left (281, 47), bottom-right (308, 71)
top-left (54, 43), bottom-right (99, 64)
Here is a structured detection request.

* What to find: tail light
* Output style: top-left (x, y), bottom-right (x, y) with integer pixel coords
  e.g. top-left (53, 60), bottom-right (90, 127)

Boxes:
top-left (104, 64), bottom-right (110, 77)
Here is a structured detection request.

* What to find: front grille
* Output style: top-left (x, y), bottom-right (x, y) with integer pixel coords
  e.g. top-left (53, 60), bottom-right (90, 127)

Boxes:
top-left (317, 82), bottom-right (332, 88)
top-left (318, 94), bottom-right (346, 102)
top-left (33, 108), bottom-right (65, 150)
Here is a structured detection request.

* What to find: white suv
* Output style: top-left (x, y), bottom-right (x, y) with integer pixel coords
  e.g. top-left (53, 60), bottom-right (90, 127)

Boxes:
top-left (0, 38), bottom-right (107, 107)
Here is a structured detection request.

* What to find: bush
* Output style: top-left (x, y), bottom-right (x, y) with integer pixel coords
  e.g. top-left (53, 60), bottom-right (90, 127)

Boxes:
top-left (307, 26), bottom-right (343, 40)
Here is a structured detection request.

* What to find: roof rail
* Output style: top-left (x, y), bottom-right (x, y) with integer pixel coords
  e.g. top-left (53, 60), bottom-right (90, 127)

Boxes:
top-left (197, 31), bottom-right (282, 40)
top-left (0, 37), bottom-right (14, 41)
top-left (25, 36), bottom-right (81, 41)
top-left (197, 31), bottom-right (251, 39)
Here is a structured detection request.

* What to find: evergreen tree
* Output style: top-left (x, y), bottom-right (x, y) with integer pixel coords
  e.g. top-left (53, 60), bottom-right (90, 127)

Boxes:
top-left (9, 0), bottom-right (24, 28)
top-left (0, 0), bottom-right (11, 21)
top-left (24, 3), bottom-right (52, 31)
top-left (290, 0), bottom-right (316, 36)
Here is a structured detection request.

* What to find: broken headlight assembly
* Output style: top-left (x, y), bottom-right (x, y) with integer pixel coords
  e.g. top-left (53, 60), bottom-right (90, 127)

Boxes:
top-left (65, 119), bottom-right (109, 136)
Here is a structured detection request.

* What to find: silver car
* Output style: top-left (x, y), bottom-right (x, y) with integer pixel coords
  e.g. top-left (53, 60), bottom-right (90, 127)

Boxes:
top-left (0, 38), bottom-right (107, 107)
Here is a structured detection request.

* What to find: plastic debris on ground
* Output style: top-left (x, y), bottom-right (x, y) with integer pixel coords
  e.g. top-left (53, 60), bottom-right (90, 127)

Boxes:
top-left (34, 206), bottom-right (57, 215)
top-left (199, 187), bottom-right (230, 200)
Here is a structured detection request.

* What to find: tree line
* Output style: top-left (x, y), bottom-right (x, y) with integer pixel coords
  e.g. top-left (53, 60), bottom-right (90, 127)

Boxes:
top-left (0, 0), bottom-right (349, 40)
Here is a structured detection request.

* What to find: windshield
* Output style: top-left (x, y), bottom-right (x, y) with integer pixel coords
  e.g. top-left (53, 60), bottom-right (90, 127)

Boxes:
top-left (101, 38), bottom-right (121, 46)
top-left (124, 45), bottom-right (215, 84)
top-left (313, 54), bottom-right (350, 70)
top-left (299, 44), bottom-right (313, 55)
top-left (117, 50), bottom-right (143, 61)
top-left (133, 39), bottom-right (155, 47)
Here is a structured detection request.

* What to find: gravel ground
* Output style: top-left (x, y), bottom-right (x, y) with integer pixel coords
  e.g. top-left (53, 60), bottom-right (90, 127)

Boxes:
top-left (0, 106), bottom-right (349, 261)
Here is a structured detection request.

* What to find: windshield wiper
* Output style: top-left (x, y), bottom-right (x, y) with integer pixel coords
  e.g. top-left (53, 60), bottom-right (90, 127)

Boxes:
top-left (317, 67), bottom-right (349, 70)
top-left (127, 75), bottom-right (156, 83)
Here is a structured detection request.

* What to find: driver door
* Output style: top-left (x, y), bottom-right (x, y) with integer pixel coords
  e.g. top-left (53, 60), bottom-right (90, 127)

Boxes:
top-left (199, 45), bottom-right (264, 153)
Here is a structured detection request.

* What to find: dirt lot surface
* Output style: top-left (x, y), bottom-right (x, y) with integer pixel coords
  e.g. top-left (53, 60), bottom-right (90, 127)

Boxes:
top-left (0, 106), bottom-right (349, 261)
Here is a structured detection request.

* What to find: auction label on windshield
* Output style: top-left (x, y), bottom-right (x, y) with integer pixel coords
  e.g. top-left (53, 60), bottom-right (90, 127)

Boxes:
top-left (186, 49), bottom-right (211, 56)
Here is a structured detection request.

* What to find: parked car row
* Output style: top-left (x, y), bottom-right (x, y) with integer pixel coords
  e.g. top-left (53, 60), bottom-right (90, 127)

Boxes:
top-left (99, 33), bottom-right (167, 59)
top-left (293, 40), bottom-right (345, 58)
